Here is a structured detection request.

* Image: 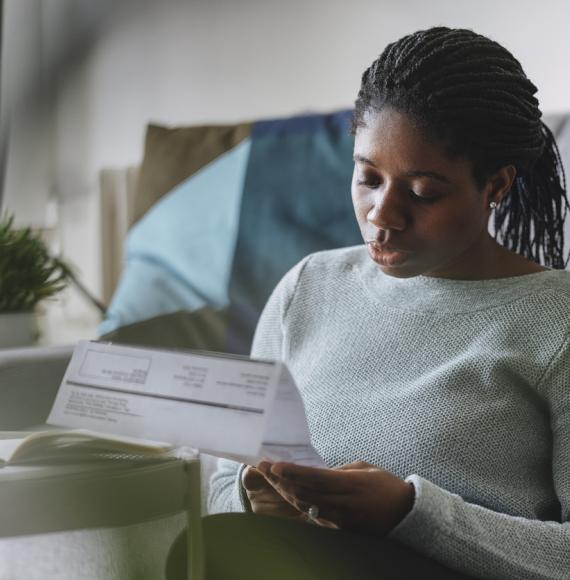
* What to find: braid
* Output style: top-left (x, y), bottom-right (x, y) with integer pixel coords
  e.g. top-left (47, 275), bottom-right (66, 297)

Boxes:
top-left (352, 27), bottom-right (570, 268)
top-left (494, 123), bottom-right (568, 268)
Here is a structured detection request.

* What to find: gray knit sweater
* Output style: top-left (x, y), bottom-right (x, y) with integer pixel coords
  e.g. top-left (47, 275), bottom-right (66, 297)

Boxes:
top-left (208, 244), bottom-right (570, 580)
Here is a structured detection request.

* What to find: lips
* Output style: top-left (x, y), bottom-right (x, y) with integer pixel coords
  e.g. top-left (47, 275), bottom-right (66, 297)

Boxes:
top-left (366, 239), bottom-right (412, 254)
top-left (366, 240), bottom-right (412, 267)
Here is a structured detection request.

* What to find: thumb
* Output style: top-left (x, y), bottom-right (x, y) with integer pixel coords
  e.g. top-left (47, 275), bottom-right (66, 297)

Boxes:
top-left (241, 466), bottom-right (270, 491)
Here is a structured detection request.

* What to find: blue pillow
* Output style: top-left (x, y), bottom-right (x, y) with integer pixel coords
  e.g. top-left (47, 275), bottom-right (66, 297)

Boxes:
top-left (99, 110), bottom-right (361, 354)
top-left (98, 138), bottom-right (251, 336)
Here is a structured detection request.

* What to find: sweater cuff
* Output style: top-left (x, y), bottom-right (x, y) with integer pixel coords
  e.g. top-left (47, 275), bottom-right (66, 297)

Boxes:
top-left (387, 474), bottom-right (456, 550)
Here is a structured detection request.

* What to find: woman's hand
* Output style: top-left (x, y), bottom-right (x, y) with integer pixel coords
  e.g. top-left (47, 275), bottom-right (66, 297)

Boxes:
top-left (241, 465), bottom-right (309, 521)
top-left (256, 460), bottom-right (415, 536)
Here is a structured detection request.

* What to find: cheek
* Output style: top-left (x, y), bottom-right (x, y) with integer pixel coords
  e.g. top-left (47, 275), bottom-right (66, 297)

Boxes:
top-left (352, 195), bottom-right (375, 241)
top-left (351, 193), bottom-right (367, 217)
top-left (415, 198), bottom-right (485, 247)
top-left (351, 184), bottom-right (369, 223)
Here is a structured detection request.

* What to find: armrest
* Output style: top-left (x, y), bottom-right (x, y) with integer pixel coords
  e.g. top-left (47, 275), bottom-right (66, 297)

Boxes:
top-left (0, 345), bottom-right (73, 429)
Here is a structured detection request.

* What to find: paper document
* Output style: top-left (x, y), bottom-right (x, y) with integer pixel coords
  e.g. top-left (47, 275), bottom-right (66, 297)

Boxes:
top-left (48, 341), bottom-right (325, 467)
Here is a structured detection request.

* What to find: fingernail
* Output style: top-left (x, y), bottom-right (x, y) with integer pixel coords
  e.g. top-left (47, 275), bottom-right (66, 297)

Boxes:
top-left (270, 465), bottom-right (284, 478)
top-left (258, 461), bottom-right (271, 474)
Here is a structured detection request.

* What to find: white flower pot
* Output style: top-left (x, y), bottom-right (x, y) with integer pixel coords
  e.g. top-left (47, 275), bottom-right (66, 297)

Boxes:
top-left (0, 312), bottom-right (39, 348)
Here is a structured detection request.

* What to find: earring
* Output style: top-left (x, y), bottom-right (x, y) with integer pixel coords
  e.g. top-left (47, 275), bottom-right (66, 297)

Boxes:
top-left (489, 201), bottom-right (498, 209)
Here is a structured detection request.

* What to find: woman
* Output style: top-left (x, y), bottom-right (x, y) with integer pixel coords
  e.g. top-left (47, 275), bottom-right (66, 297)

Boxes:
top-left (207, 27), bottom-right (570, 579)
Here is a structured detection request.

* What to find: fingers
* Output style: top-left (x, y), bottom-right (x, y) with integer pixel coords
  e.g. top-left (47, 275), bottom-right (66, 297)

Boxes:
top-left (255, 461), bottom-right (382, 531)
top-left (243, 465), bottom-right (309, 520)
top-left (270, 476), bottom-right (338, 507)
top-left (259, 461), bottom-right (348, 494)
top-left (247, 489), bottom-right (302, 518)
top-left (242, 465), bottom-right (273, 491)
top-left (245, 462), bottom-right (362, 528)
top-left (256, 468), bottom-right (317, 513)
top-left (257, 464), bottom-right (346, 523)
top-left (334, 461), bottom-right (375, 471)
top-left (309, 509), bottom-right (342, 529)
top-left (250, 466), bottom-right (345, 529)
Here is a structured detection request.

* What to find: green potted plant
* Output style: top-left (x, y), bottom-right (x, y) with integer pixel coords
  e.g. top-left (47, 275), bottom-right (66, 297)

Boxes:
top-left (0, 214), bottom-right (72, 347)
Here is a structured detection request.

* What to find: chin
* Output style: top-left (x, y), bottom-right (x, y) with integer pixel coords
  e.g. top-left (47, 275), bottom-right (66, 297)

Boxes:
top-left (376, 264), bottom-right (423, 278)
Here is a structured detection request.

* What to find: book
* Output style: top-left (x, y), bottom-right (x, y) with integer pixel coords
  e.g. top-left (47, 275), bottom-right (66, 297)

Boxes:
top-left (0, 428), bottom-right (181, 466)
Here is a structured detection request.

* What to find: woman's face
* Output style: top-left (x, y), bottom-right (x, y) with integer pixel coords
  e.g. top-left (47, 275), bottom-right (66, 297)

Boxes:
top-left (351, 107), bottom-right (506, 279)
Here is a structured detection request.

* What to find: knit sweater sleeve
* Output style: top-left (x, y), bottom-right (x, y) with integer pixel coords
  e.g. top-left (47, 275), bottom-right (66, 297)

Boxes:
top-left (388, 335), bottom-right (570, 580)
top-left (207, 256), bottom-right (311, 514)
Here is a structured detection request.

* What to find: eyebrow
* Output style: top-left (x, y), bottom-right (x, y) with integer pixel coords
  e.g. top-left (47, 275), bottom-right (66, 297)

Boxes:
top-left (353, 154), bottom-right (452, 185)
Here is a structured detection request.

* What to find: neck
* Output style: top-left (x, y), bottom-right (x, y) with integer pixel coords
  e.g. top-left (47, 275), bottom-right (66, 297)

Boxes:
top-left (425, 234), bottom-right (546, 281)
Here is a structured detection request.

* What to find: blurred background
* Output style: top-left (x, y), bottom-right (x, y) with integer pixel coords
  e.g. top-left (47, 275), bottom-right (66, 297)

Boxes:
top-left (1, 0), bottom-right (570, 344)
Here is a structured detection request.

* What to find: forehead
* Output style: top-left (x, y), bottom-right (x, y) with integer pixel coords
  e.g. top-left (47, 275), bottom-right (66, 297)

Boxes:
top-left (354, 108), bottom-right (470, 180)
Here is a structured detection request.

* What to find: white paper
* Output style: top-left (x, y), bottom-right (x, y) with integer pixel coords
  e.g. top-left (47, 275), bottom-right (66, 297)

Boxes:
top-left (260, 364), bottom-right (325, 467)
top-left (48, 341), bottom-right (325, 467)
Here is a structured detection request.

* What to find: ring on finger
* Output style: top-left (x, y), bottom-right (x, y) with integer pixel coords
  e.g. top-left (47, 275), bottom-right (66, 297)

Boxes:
top-left (307, 504), bottom-right (320, 522)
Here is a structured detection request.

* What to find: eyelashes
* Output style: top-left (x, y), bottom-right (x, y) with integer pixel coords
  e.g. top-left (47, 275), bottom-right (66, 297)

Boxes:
top-left (408, 190), bottom-right (440, 203)
top-left (355, 179), bottom-right (380, 188)
top-left (355, 179), bottom-right (440, 203)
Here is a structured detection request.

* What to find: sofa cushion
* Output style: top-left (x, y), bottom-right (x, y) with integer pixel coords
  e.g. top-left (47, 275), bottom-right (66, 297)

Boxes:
top-left (99, 110), bottom-right (362, 354)
top-left (134, 122), bottom-right (251, 225)
top-left (99, 138), bottom-right (250, 338)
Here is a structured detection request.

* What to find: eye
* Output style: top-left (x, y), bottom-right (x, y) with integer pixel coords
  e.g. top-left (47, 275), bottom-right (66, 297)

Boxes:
top-left (408, 189), bottom-right (440, 203)
top-left (355, 173), bottom-right (381, 189)
top-left (356, 179), bottom-right (380, 189)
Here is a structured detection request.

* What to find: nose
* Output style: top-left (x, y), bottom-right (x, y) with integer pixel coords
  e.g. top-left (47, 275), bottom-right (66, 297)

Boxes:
top-left (367, 186), bottom-right (406, 231)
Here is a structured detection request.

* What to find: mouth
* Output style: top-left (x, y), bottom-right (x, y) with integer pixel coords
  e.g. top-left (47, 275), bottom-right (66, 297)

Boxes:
top-left (366, 240), bottom-right (412, 267)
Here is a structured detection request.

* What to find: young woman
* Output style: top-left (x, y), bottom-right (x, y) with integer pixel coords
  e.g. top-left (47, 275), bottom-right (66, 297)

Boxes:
top-left (208, 27), bottom-right (570, 579)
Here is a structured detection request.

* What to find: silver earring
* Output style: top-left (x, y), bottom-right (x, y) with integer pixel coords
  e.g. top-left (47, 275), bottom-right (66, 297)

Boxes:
top-left (489, 201), bottom-right (498, 209)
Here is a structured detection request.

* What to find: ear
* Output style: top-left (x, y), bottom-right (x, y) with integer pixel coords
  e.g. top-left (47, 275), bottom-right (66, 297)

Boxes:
top-left (485, 165), bottom-right (517, 206)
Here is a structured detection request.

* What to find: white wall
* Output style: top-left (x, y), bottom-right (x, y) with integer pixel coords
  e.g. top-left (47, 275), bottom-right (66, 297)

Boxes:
top-left (55, 0), bottom-right (570, 175)
top-left (5, 0), bottom-right (570, 341)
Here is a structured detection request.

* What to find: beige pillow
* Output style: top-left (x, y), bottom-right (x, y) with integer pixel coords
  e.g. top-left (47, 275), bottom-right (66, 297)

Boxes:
top-left (133, 122), bottom-right (251, 224)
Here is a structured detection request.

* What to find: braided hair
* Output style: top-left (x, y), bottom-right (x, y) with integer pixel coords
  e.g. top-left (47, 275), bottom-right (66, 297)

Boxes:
top-left (351, 27), bottom-right (569, 269)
